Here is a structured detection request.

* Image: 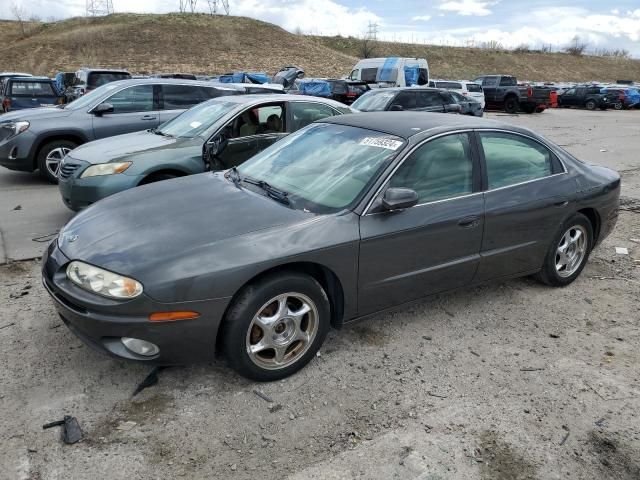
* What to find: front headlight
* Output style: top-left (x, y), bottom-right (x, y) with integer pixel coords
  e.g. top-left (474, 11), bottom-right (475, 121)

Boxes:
top-left (66, 260), bottom-right (143, 299)
top-left (2, 121), bottom-right (30, 138)
top-left (81, 162), bottom-right (132, 178)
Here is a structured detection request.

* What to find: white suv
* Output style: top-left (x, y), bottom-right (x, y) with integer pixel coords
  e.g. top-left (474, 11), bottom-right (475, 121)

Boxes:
top-left (428, 79), bottom-right (485, 109)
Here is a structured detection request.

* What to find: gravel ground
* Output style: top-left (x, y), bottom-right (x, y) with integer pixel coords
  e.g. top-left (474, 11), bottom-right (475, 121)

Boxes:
top-left (1, 109), bottom-right (639, 480)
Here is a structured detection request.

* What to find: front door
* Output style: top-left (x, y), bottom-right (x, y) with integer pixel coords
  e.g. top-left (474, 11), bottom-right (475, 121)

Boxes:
top-left (91, 84), bottom-right (159, 139)
top-left (474, 130), bottom-right (576, 281)
top-left (358, 132), bottom-right (484, 315)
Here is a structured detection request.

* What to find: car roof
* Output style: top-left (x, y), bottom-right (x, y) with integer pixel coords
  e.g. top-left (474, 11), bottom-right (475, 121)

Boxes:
top-left (8, 76), bottom-right (53, 81)
top-left (91, 78), bottom-right (242, 89)
top-left (319, 112), bottom-right (516, 139)
top-left (365, 87), bottom-right (446, 94)
top-left (211, 93), bottom-right (349, 108)
top-left (0, 72), bottom-right (32, 77)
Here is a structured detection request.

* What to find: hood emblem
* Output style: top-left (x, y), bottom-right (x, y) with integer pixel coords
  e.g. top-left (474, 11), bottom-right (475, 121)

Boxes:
top-left (68, 234), bottom-right (79, 243)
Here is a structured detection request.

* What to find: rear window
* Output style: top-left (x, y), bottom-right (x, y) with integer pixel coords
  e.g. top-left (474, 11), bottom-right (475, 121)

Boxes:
top-left (435, 81), bottom-right (462, 89)
top-left (9, 81), bottom-right (56, 96)
top-left (328, 81), bottom-right (348, 94)
top-left (87, 72), bottom-right (131, 88)
top-left (466, 83), bottom-right (482, 92)
top-left (499, 76), bottom-right (517, 86)
top-left (477, 77), bottom-right (498, 86)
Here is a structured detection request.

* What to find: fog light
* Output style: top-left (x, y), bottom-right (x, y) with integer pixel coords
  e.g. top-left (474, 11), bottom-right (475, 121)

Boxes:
top-left (121, 337), bottom-right (159, 357)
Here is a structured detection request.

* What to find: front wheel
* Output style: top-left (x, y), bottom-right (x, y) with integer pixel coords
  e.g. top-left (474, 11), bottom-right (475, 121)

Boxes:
top-left (535, 213), bottom-right (593, 287)
top-left (37, 139), bottom-right (78, 183)
top-left (221, 272), bottom-right (331, 381)
top-left (585, 100), bottom-right (596, 110)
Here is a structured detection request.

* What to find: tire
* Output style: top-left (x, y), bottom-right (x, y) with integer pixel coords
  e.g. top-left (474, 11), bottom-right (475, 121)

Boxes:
top-left (535, 213), bottom-right (593, 287)
top-left (139, 172), bottom-right (177, 185)
top-left (585, 100), bottom-right (596, 111)
top-left (535, 107), bottom-right (544, 113)
top-left (613, 102), bottom-right (623, 110)
top-left (221, 272), bottom-right (331, 381)
top-left (37, 139), bottom-right (78, 183)
top-left (504, 97), bottom-right (518, 114)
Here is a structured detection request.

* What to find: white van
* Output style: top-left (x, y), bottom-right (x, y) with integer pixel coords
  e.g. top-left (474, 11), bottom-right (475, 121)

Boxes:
top-left (428, 79), bottom-right (485, 108)
top-left (347, 57), bottom-right (429, 88)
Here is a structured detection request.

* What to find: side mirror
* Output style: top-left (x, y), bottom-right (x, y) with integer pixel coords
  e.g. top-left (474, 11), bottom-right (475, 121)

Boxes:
top-left (389, 104), bottom-right (403, 111)
top-left (93, 103), bottom-right (114, 115)
top-left (203, 131), bottom-right (230, 170)
top-left (446, 104), bottom-right (462, 113)
top-left (381, 188), bottom-right (418, 211)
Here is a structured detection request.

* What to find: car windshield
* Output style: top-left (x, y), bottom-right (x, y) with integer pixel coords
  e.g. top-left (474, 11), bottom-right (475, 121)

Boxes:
top-left (351, 91), bottom-right (396, 111)
top-left (156, 100), bottom-right (237, 138)
top-left (236, 123), bottom-right (404, 213)
top-left (63, 82), bottom-right (123, 110)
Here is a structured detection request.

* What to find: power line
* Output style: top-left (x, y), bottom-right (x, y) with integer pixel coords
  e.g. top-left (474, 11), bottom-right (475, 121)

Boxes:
top-left (179, 0), bottom-right (198, 13)
top-left (366, 21), bottom-right (378, 41)
top-left (86, 0), bottom-right (114, 16)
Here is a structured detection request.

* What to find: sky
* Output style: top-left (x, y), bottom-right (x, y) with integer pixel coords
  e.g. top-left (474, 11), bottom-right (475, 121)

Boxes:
top-left (2, 0), bottom-right (640, 56)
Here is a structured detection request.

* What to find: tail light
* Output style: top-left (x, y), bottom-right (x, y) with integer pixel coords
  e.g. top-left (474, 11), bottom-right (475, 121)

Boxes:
top-left (2, 98), bottom-right (9, 110)
top-left (527, 87), bottom-right (533, 97)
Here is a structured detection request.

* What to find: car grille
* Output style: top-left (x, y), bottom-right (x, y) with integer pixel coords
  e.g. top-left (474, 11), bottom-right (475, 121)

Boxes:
top-left (59, 161), bottom-right (82, 179)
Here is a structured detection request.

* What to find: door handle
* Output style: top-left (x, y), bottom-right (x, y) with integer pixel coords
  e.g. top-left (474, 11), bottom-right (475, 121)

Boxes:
top-left (458, 215), bottom-right (479, 228)
top-left (141, 115), bottom-right (157, 120)
top-left (553, 200), bottom-right (569, 207)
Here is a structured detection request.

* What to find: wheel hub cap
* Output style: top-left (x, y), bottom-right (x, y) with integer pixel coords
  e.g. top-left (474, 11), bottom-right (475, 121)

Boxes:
top-left (246, 293), bottom-right (319, 370)
top-left (555, 225), bottom-right (587, 278)
top-left (45, 147), bottom-right (71, 178)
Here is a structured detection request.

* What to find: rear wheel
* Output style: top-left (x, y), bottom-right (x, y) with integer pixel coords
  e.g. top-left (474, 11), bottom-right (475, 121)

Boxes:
top-left (37, 139), bottom-right (78, 183)
top-left (504, 97), bottom-right (518, 114)
top-left (522, 104), bottom-right (536, 114)
top-left (535, 213), bottom-right (592, 287)
top-left (613, 102), bottom-right (623, 110)
top-left (221, 272), bottom-right (331, 381)
top-left (585, 100), bottom-right (596, 110)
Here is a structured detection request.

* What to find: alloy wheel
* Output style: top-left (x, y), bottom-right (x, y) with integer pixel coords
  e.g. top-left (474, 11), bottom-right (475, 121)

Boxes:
top-left (45, 147), bottom-right (71, 178)
top-left (555, 225), bottom-right (588, 278)
top-left (245, 292), bottom-right (319, 370)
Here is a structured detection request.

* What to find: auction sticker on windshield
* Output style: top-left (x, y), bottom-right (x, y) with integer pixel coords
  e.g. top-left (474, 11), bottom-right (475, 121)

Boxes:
top-left (359, 137), bottom-right (403, 150)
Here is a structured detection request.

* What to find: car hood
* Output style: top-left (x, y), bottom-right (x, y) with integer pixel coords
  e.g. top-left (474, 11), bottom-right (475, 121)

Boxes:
top-left (0, 106), bottom-right (71, 122)
top-left (68, 130), bottom-right (198, 164)
top-left (58, 172), bottom-right (310, 283)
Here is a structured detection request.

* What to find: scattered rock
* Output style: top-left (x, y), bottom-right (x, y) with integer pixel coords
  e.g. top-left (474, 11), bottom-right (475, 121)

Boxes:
top-left (116, 421), bottom-right (137, 431)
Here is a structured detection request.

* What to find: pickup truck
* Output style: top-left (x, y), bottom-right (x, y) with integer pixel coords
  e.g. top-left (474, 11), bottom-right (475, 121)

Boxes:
top-left (473, 75), bottom-right (551, 113)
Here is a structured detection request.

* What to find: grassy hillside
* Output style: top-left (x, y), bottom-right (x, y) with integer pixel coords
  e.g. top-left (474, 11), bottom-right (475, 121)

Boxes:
top-left (1, 13), bottom-right (639, 82)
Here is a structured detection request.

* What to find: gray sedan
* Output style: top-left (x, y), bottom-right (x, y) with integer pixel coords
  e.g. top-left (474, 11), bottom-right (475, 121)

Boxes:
top-left (57, 94), bottom-right (352, 211)
top-left (42, 112), bottom-right (620, 381)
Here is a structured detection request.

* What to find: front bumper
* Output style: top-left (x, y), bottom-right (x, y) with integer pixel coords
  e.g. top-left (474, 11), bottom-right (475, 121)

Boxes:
top-left (58, 158), bottom-right (143, 211)
top-left (42, 240), bottom-right (232, 365)
top-left (0, 129), bottom-right (35, 172)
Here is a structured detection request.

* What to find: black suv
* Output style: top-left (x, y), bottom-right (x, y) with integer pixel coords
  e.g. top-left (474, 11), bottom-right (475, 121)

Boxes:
top-left (557, 86), bottom-right (613, 110)
top-left (352, 87), bottom-right (461, 113)
top-left (67, 68), bottom-right (131, 100)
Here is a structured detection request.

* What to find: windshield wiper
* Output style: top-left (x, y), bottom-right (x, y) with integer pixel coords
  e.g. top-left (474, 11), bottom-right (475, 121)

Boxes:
top-left (242, 176), bottom-right (290, 205)
top-left (150, 128), bottom-right (171, 137)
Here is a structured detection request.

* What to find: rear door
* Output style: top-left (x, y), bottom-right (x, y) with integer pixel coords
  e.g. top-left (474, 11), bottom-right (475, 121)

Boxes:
top-left (91, 84), bottom-right (159, 139)
top-left (474, 130), bottom-right (576, 281)
top-left (417, 90), bottom-right (448, 112)
top-left (288, 100), bottom-right (339, 132)
top-left (358, 132), bottom-right (484, 313)
top-left (389, 91), bottom-right (418, 111)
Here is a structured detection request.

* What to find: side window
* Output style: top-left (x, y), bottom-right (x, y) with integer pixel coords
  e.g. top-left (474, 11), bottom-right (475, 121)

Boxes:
top-left (480, 132), bottom-right (553, 189)
top-left (417, 91), bottom-right (444, 108)
top-left (389, 133), bottom-right (474, 203)
top-left (199, 86), bottom-right (227, 99)
top-left (417, 69), bottom-right (429, 85)
top-left (162, 84), bottom-right (205, 109)
top-left (499, 76), bottom-right (515, 86)
top-left (349, 69), bottom-right (359, 80)
top-left (564, 88), bottom-right (576, 95)
top-left (391, 92), bottom-right (417, 109)
top-left (466, 83), bottom-right (482, 93)
top-left (236, 104), bottom-right (284, 138)
top-left (105, 85), bottom-right (154, 113)
top-left (290, 101), bottom-right (336, 130)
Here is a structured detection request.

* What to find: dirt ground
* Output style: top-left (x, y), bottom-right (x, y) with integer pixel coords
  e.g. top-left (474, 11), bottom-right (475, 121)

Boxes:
top-left (1, 109), bottom-right (639, 480)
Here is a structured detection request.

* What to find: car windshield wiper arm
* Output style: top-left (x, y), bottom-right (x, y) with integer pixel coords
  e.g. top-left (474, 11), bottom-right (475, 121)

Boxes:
top-left (150, 128), bottom-right (171, 137)
top-left (242, 176), bottom-right (290, 205)
top-left (227, 166), bottom-right (241, 187)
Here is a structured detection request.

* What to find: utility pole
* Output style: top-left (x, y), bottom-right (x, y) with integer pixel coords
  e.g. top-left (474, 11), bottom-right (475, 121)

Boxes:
top-left (179, 0), bottom-right (198, 13)
top-left (366, 21), bottom-right (378, 41)
top-left (86, 0), bottom-right (114, 16)
top-left (208, 0), bottom-right (230, 14)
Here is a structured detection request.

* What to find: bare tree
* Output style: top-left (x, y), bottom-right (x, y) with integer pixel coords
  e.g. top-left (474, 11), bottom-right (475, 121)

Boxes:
top-left (11, 1), bottom-right (29, 36)
top-left (564, 36), bottom-right (588, 56)
top-left (359, 36), bottom-right (376, 58)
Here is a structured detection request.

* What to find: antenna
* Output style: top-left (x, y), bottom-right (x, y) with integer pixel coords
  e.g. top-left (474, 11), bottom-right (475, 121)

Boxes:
top-left (179, 0), bottom-right (198, 13)
top-left (208, 0), bottom-right (230, 14)
top-left (86, 0), bottom-right (114, 16)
